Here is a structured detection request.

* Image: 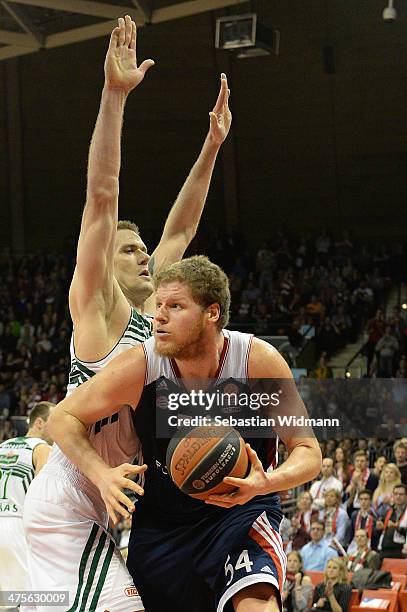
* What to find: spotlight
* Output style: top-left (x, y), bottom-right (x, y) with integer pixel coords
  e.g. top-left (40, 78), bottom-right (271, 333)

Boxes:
top-left (345, 370), bottom-right (351, 378)
top-left (401, 303), bottom-right (407, 310)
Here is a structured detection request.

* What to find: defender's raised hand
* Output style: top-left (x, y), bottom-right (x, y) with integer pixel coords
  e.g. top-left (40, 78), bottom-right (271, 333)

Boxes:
top-left (105, 15), bottom-right (154, 94)
top-left (209, 73), bottom-right (232, 145)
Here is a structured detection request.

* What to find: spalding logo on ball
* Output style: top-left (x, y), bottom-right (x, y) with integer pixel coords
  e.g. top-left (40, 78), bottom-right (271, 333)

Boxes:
top-left (166, 425), bottom-right (249, 500)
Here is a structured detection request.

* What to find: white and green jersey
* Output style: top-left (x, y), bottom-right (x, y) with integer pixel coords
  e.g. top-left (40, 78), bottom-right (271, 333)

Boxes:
top-left (45, 307), bottom-right (153, 501)
top-left (0, 436), bottom-right (46, 518)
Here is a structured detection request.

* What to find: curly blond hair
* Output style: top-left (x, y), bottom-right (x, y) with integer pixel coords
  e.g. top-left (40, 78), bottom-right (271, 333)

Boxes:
top-left (153, 255), bottom-right (230, 330)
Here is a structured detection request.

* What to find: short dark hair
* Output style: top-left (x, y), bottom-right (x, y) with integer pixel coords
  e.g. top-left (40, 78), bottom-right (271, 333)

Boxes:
top-left (311, 519), bottom-right (325, 529)
top-left (28, 401), bottom-right (53, 427)
top-left (359, 489), bottom-right (372, 499)
top-left (117, 220), bottom-right (140, 235)
top-left (393, 483), bottom-right (407, 494)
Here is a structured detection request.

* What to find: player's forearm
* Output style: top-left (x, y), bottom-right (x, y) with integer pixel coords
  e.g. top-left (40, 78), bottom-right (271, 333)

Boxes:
top-left (267, 443), bottom-right (322, 492)
top-left (48, 406), bottom-right (109, 487)
top-left (161, 134), bottom-right (220, 243)
top-left (87, 87), bottom-right (126, 198)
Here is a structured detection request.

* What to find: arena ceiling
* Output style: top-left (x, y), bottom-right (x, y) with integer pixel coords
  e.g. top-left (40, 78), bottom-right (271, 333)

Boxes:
top-left (0, 0), bottom-right (246, 61)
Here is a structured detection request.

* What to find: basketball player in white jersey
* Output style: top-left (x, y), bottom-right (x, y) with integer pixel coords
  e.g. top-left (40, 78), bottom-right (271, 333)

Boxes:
top-left (48, 256), bottom-right (322, 612)
top-left (23, 15), bottom-right (231, 612)
top-left (0, 402), bottom-right (53, 592)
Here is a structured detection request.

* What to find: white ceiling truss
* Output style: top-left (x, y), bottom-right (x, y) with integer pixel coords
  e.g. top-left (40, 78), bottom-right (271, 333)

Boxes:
top-left (0, 0), bottom-right (246, 61)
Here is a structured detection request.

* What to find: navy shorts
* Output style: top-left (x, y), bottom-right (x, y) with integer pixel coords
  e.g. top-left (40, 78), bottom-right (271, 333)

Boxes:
top-left (127, 500), bottom-right (286, 612)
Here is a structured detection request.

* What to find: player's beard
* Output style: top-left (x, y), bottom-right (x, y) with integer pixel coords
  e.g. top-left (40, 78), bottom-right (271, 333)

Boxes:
top-left (155, 316), bottom-right (206, 359)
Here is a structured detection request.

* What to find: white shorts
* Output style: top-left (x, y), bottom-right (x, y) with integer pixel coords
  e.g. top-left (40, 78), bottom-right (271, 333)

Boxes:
top-left (23, 468), bottom-right (144, 612)
top-left (0, 516), bottom-right (32, 591)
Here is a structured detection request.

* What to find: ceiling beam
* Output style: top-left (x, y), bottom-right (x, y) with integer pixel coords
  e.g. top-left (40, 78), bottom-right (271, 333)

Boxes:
top-left (152, 0), bottom-right (247, 24)
top-left (0, 44), bottom-right (36, 60)
top-left (0, 29), bottom-right (38, 46)
top-left (46, 18), bottom-right (117, 49)
top-left (131, 0), bottom-right (152, 23)
top-left (1, 1), bottom-right (45, 46)
top-left (6, 0), bottom-right (142, 20)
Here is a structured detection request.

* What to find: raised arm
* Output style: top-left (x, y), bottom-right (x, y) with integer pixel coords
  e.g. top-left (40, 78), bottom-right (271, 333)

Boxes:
top-left (47, 345), bottom-right (147, 524)
top-left (69, 17), bottom-right (154, 326)
top-left (144, 74), bottom-right (231, 311)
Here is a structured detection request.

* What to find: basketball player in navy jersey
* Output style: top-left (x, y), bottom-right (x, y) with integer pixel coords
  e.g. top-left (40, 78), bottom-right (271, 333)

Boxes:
top-left (49, 256), bottom-right (322, 612)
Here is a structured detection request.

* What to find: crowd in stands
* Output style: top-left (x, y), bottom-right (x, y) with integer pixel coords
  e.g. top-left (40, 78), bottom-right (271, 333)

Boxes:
top-left (1, 230), bottom-right (407, 610)
top-left (277, 438), bottom-right (407, 610)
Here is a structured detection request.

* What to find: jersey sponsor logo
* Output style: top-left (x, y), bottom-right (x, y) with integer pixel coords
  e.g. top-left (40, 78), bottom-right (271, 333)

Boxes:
top-left (261, 565), bottom-right (273, 573)
top-left (0, 452), bottom-right (18, 465)
top-left (124, 586), bottom-right (139, 597)
top-left (0, 502), bottom-right (18, 513)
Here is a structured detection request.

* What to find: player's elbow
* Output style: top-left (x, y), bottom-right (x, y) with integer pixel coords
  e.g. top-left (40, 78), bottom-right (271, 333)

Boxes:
top-left (47, 405), bottom-right (69, 443)
top-left (308, 443), bottom-right (323, 479)
top-left (86, 178), bottom-right (119, 208)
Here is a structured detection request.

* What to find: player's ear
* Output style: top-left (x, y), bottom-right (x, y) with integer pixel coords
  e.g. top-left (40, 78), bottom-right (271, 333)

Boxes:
top-left (206, 303), bottom-right (220, 324)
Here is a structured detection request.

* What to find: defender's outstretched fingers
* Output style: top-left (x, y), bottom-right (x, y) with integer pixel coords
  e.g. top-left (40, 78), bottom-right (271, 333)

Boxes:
top-left (124, 15), bottom-right (132, 47)
top-left (138, 59), bottom-right (155, 76)
top-left (118, 17), bottom-right (125, 46)
top-left (108, 26), bottom-right (119, 52)
top-left (130, 20), bottom-right (136, 50)
top-left (213, 73), bottom-right (228, 113)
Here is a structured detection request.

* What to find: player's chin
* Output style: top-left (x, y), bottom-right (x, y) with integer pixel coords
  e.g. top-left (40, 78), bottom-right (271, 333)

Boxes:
top-left (155, 338), bottom-right (177, 357)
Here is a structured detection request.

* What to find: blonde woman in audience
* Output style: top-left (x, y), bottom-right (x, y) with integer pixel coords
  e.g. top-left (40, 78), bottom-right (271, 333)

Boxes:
top-left (372, 463), bottom-right (401, 510)
top-left (282, 551), bottom-right (312, 612)
top-left (310, 558), bottom-right (351, 612)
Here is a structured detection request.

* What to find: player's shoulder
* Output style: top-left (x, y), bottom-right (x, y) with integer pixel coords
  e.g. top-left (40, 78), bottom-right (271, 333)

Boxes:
top-left (248, 337), bottom-right (292, 379)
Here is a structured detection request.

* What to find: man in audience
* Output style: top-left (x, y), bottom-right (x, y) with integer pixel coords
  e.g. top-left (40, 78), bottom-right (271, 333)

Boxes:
top-left (346, 529), bottom-right (380, 572)
top-left (345, 451), bottom-right (379, 515)
top-left (393, 440), bottom-right (407, 485)
top-left (300, 520), bottom-right (339, 572)
top-left (347, 489), bottom-right (378, 554)
top-left (310, 457), bottom-right (343, 510)
top-left (375, 483), bottom-right (407, 560)
top-left (319, 489), bottom-right (349, 547)
top-left (288, 490), bottom-right (319, 551)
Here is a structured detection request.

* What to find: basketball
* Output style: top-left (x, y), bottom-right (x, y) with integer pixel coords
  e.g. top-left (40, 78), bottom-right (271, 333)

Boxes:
top-left (166, 425), bottom-right (249, 500)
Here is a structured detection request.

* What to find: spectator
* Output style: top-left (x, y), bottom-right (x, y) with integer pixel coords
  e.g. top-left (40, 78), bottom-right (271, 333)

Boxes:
top-left (347, 489), bottom-right (377, 554)
top-left (288, 491), bottom-right (319, 551)
top-left (319, 489), bottom-right (350, 547)
top-left (282, 551), bottom-right (312, 612)
top-left (311, 353), bottom-right (333, 380)
top-left (393, 440), bottom-right (407, 485)
top-left (372, 455), bottom-right (387, 480)
top-left (375, 483), bottom-right (407, 560)
top-left (334, 447), bottom-right (353, 487)
top-left (310, 558), bottom-right (352, 612)
top-left (301, 520), bottom-right (338, 572)
top-left (375, 325), bottom-right (399, 377)
top-left (345, 451), bottom-right (379, 513)
top-left (346, 529), bottom-right (380, 572)
top-left (372, 463), bottom-right (401, 511)
top-left (310, 458), bottom-right (343, 510)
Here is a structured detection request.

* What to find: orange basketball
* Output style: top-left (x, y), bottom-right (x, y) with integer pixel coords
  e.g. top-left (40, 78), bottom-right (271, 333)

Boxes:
top-left (166, 425), bottom-right (249, 500)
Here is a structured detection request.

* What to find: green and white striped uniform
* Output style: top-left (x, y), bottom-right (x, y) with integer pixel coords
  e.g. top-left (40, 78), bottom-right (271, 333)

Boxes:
top-left (0, 436), bottom-right (46, 592)
top-left (23, 307), bottom-right (152, 611)
top-left (46, 307), bottom-right (153, 495)
top-left (0, 436), bottom-right (45, 518)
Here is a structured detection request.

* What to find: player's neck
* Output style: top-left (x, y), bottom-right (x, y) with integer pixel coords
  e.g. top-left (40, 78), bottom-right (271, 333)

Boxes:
top-left (26, 428), bottom-right (39, 439)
